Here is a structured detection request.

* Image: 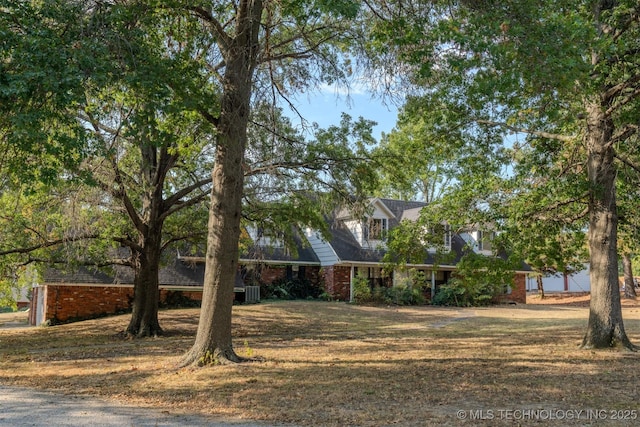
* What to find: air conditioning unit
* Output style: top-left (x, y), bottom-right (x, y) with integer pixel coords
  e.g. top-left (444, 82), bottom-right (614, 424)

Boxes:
top-left (245, 286), bottom-right (260, 303)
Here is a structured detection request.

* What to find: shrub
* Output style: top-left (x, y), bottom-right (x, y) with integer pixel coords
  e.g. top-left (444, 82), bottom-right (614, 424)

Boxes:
top-left (432, 278), bottom-right (495, 307)
top-left (384, 283), bottom-right (426, 305)
top-left (161, 291), bottom-right (201, 308)
top-left (432, 252), bottom-right (517, 307)
top-left (352, 275), bottom-right (372, 303)
top-left (353, 269), bottom-right (428, 306)
top-left (261, 277), bottom-right (322, 300)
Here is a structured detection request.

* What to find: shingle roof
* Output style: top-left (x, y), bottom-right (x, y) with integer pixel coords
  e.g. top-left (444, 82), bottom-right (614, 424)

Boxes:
top-left (326, 219), bottom-right (468, 266)
top-left (43, 266), bottom-right (115, 284)
top-left (241, 230), bottom-right (320, 264)
top-left (43, 258), bottom-right (207, 287)
top-left (378, 198), bottom-right (428, 222)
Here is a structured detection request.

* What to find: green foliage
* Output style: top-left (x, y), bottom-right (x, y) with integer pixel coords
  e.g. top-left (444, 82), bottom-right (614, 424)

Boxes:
top-left (260, 277), bottom-right (323, 301)
top-left (373, 99), bottom-right (471, 202)
top-left (243, 109), bottom-right (379, 255)
top-left (383, 270), bottom-right (428, 305)
top-left (432, 278), bottom-right (494, 307)
top-left (433, 252), bottom-right (517, 307)
top-left (352, 269), bottom-right (428, 306)
top-left (367, 0), bottom-right (640, 297)
top-left (384, 283), bottom-right (425, 306)
top-left (352, 274), bottom-right (372, 303)
top-left (383, 213), bottom-right (456, 271)
top-left (0, 0), bottom-right (135, 185)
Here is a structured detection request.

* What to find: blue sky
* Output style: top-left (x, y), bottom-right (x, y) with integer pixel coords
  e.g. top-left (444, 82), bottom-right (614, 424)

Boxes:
top-left (287, 87), bottom-right (401, 140)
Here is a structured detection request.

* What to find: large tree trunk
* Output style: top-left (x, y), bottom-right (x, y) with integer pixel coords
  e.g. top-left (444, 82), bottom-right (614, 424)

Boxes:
top-left (180, 0), bottom-right (262, 366)
top-left (622, 253), bottom-right (637, 299)
top-left (126, 231), bottom-right (163, 337)
top-left (580, 100), bottom-right (635, 350)
top-left (124, 142), bottom-right (168, 338)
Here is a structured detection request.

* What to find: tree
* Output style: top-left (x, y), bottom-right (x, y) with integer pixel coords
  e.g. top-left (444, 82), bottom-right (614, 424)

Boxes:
top-left (369, 0), bottom-right (640, 349)
top-left (0, 1), bottom-right (214, 335)
top-left (75, 4), bottom-right (216, 337)
top-left (0, 0), bottom-right (98, 185)
top-left (0, 0), bottom-right (111, 306)
top-left (176, 0), bottom-right (369, 366)
top-left (374, 99), bottom-right (465, 202)
top-left (494, 144), bottom-right (589, 301)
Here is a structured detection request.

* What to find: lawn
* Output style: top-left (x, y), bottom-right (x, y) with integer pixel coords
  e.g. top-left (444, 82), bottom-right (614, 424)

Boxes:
top-left (2, 298), bottom-right (640, 426)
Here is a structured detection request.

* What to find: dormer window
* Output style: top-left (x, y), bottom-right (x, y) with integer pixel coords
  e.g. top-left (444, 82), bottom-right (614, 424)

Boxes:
top-left (365, 218), bottom-right (388, 240)
top-left (423, 223), bottom-right (452, 252)
top-left (246, 225), bottom-right (284, 248)
top-left (444, 224), bottom-right (451, 249)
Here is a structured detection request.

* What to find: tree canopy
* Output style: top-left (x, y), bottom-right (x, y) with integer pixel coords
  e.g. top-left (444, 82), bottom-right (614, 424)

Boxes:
top-left (370, 0), bottom-right (640, 348)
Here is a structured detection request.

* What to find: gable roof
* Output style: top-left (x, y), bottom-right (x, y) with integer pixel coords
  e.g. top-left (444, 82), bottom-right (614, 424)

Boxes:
top-left (377, 198), bottom-right (428, 222)
top-left (240, 228), bottom-right (320, 265)
top-left (326, 218), bottom-right (468, 267)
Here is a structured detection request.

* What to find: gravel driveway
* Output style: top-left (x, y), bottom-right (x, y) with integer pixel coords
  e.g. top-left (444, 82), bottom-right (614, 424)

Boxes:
top-left (0, 385), bottom-right (286, 427)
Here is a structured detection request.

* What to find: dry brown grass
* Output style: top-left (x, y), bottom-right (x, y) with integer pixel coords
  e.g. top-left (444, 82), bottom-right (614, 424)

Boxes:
top-left (2, 299), bottom-right (640, 426)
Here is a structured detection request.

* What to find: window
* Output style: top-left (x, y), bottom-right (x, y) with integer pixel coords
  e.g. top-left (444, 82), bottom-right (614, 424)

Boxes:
top-left (424, 223), bottom-right (451, 251)
top-left (444, 224), bottom-right (451, 249)
top-left (254, 226), bottom-right (284, 248)
top-left (366, 218), bottom-right (387, 240)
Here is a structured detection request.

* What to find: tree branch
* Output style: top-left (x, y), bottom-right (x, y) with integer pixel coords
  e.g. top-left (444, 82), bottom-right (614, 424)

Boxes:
top-left (605, 87), bottom-right (640, 118)
top-left (0, 233), bottom-right (99, 257)
top-left (108, 153), bottom-right (146, 234)
top-left (162, 177), bottom-right (212, 210)
top-left (606, 123), bottom-right (639, 149)
top-left (475, 119), bottom-right (576, 142)
top-left (188, 6), bottom-right (232, 54)
top-left (615, 150), bottom-right (640, 174)
top-left (161, 190), bottom-right (210, 222)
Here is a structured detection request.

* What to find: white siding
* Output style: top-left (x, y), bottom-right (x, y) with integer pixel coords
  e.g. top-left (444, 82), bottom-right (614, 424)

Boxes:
top-left (527, 264), bottom-right (591, 292)
top-left (344, 219), bottom-right (365, 245)
top-left (344, 201), bottom-right (391, 249)
top-left (304, 227), bottom-right (340, 266)
top-left (459, 231), bottom-right (492, 255)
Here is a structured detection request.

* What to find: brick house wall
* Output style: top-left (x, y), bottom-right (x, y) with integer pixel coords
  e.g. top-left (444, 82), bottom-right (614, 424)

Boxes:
top-left (304, 266), bottom-right (321, 285)
top-left (30, 265), bottom-right (528, 326)
top-left (31, 284), bottom-right (210, 325)
top-left (39, 284), bottom-right (134, 324)
top-left (30, 264), bottom-right (320, 325)
top-left (509, 273), bottom-right (527, 304)
top-left (160, 289), bottom-right (204, 305)
top-left (491, 273), bottom-right (527, 304)
top-left (323, 265), bottom-right (352, 301)
top-left (259, 265), bottom-right (287, 284)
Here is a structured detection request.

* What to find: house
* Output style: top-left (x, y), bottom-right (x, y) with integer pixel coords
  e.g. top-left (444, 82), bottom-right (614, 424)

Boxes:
top-left (29, 258), bottom-right (208, 326)
top-left (303, 198), bottom-right (527, 303)
top-left (29, 197), bottom-right (528, 325)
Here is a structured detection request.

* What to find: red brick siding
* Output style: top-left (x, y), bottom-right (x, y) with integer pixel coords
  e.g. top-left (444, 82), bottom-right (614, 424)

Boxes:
top-left (260, 266), bottom-right (287, 284)
top-left (492, 273), bottom-right (527, 304)
top-left (323, 265), bottom-right (351, 301)
top-left (44, 284), bottom-right (133, 323)
top-left (509, 273), bottom-right (527, 304)
top-left (34, 284), bottom-right (211, 324)
top-left (159, 289), bottom-right (204, 303)
top-left (32, 266), bottom-right (528, 325)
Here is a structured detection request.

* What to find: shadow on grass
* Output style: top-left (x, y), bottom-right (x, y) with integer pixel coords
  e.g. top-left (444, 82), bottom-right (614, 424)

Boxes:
top-left (2, 301), bottom-right (640, 426)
